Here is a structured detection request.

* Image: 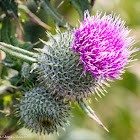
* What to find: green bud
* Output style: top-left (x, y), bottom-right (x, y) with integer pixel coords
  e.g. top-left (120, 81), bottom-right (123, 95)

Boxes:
top-left (17, 87), bottom-right (70, 134)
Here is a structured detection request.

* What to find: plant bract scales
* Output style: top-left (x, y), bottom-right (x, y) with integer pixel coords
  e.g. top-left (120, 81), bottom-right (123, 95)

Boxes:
top-left (35, 29), bottom-right (107, 101)
top-left (17, 87), bottom-right (70, 134)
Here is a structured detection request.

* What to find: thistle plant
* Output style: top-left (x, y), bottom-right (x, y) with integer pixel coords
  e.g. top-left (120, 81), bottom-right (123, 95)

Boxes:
top-left (0, 0), bottom-right (139, 137)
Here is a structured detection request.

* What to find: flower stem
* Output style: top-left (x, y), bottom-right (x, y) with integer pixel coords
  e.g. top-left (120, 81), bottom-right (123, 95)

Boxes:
top-left (0, 42), bottom-right (37, 64)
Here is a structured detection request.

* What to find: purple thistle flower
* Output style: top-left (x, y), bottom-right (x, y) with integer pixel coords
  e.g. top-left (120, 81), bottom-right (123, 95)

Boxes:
top-left (72, 11), bottom-right (139, 80)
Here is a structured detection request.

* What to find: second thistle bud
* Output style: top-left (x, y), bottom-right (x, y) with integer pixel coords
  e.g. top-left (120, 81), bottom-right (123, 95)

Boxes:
top-left (17, 87), bottom-right (70, 134)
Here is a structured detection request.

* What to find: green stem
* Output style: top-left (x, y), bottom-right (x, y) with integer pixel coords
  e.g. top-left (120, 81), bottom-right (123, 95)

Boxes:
top-left (0, 42), bottom-right (37, 64)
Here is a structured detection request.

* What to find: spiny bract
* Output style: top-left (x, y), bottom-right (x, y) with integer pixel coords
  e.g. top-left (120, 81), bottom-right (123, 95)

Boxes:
top-left (35, 29), bottom-right (108, 101)
top-left (18, 87), bottom-right (70, 134)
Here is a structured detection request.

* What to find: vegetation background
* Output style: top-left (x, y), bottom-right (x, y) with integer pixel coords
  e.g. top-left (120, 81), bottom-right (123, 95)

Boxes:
top-left (0, 0), bottom-right (140, 140)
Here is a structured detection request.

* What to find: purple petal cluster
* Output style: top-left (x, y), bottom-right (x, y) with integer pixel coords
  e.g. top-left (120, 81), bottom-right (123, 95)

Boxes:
top-left (72, 11), bottom-right (138, 80)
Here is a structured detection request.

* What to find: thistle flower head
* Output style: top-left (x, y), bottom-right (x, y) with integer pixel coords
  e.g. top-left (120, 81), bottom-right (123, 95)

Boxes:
top-left (35, 30), bottom-right (107, 101)
top-left (18, 87), bottom-right (70, 134)
top-left (72, 11), bottom-right (138, 80)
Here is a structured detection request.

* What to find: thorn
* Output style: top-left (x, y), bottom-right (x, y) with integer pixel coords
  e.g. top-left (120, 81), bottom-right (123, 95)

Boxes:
top-left (33, 40), bottom-right (42, 46)
top-left (102, 125), bottom-right (109, 132)
top-left (63, 98), bottom-right (65, 104)
top-left (95, 97), bottom-right (98, 102)
top-left (62, 127), bottom-right (66, 131)
top-left (5, 113), bottom-right (10, 116)
top-left (88, 99), bottom-right (91, 104)
top-left (69, 95), bottom-right (71, 104)
top-left (57, 0), bottom-right (64, 9)
top-left (57, 132), bottom-right (59, 136)
top-left (88, 88), bottom-right (98, 101)
top-left (95, 88), bottom-right (102, 98)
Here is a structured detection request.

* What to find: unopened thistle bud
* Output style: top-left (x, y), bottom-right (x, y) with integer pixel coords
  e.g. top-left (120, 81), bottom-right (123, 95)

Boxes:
top-left (17, 87), bottom-right (70, 134)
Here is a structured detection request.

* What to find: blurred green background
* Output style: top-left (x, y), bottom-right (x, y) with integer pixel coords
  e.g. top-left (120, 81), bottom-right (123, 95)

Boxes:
top-left (0, 0), bottom-right (140, 140)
